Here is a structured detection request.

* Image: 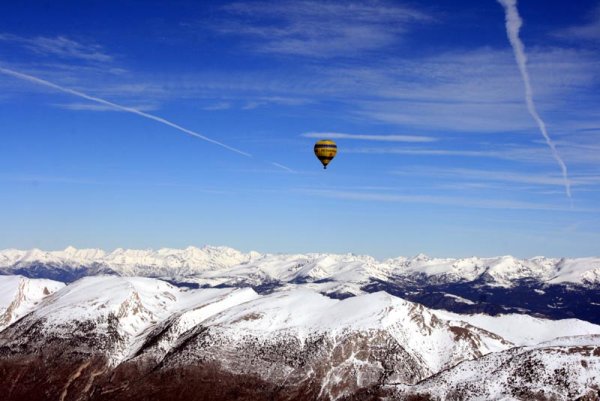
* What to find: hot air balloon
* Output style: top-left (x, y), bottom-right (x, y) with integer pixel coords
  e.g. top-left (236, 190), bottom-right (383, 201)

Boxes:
top-left (314, 139), bottom-right (337, 169)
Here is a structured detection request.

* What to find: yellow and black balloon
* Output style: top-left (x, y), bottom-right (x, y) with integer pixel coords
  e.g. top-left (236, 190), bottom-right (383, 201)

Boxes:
top-left (313, 139), bottom-right (337, 169)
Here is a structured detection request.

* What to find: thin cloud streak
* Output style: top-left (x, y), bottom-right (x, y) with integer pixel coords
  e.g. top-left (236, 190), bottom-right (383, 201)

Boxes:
top-left (497, 0), bottom-right (571, 198)
top-left (271, 162), bottom-right (296, 173)
top-left (0, 173), bottom-right (231, 193)
top-left (301, 132), bottom-right (435, 143)
top-left (53, 102), bottom-right (158, 112)
top-left (0, 34), bottom-right (112, 62)
top-left (346, 148), bottom-right (502, 157)
top-left (202, 101), bottom-right (231, 111)
top-left (346, 142), bottom-right (600, 167)
top-left (393, 167), bottom-right (600, 188)
top-left (0, 66), bottom-right (252, 157)
top-left (299, 188), bottom-right (591, 212)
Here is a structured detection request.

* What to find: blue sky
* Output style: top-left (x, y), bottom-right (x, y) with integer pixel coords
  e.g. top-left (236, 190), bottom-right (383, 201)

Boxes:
top-left (1, 0), bottom-right (600, 258)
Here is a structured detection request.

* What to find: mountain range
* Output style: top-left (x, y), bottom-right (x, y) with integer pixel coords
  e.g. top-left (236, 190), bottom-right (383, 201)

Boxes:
top-left (1, 246), bottom-right (600, 400)
top-left (2, 246), bottom-right (599, 322)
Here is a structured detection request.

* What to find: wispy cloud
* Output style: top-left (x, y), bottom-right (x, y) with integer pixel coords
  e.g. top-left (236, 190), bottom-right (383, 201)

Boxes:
top-left (344, 146), bottom-right (555, 167)
top-left (214, 1), bottom-right (432, 57)
top-left (355, 100), bottom-right (531, 133)
top-left (298, 188), bottom-right (590, 212)
top-left (0, 34), bottom-right (113, 62)
top-left (345, 139), bottom-right (600, 167)
top-left (555, 4), bottom-right (600, 42)
top-left (301, 132), bottom-right (436, 143)
top-left (1, 36), bottom-right (598, 139)
top-left (202, 96), bottom-right (310, 111)
top-left (202, 101), bottom-right (231, 111)
top-left (53, 102), bottom-right (158, 112)
top-left (0, 173), bottom-right (231, 193)
top-left (242, 101), bottom-right (262, 110)
top-left (346, 147), bottom-right (505, 157)
top-left (0, 174), bottom-right (97, 185)
top-left (393, 167), bottom-right (600, 188)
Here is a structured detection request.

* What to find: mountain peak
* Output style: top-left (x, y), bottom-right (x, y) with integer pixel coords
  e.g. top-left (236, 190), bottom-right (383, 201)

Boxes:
top-left (412, 252), bottom-right (430, 261)
top-left (64, 246), bottom-right (77, 253)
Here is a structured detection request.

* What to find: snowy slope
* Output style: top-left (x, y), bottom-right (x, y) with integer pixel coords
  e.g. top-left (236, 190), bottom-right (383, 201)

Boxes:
top-left (390, 336), bottom-right (600, 400)
top-left (7, 274), bottom-right (596, 370)
top-left (0, 275), bottom-right (64, 331)
top-left (132, 286), bottom-right (261, 361)
top-left (129, 288), bottom-right (515, 400)
top-left (434, 310), bottom-right (600, 346)
top-left (2, 276), bottom-right (193, 364)
top-left (1, 277), bottom-right (508, 371)
top-left (194, 290), bottom-right (511, 373)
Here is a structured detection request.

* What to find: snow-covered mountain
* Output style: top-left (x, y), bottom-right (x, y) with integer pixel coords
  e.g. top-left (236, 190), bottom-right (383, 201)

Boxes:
top-left (0, 274), bottom-right (599, 400)
top-left (387, 335), bottom-right (600, 400)
top-left (0, 275), bottom-right (64, 331)
top-left (2, 246), bottom-right (600, 326)
top-left (1, 246), bottom-right (599, 287)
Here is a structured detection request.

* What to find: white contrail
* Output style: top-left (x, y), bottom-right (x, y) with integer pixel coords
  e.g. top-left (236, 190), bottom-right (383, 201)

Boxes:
top-left (270, 162), bottom-right (296, 173)
top-left (497, 0), bottom-right (571, 198)
top-left (301, 132), bottom-right (435, 143)
top-left (0, 66), bottom-right (251, 157)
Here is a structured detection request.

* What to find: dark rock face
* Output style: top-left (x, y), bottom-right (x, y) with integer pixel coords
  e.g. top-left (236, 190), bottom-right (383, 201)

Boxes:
top-left (0, 354), bottom-right (282, 401)
top-left (0, 315), bottom-right (125, 361)
top-left (0, 344), bottom-right (395, 401)
top-left (152, 327), bottom-right (428, 395)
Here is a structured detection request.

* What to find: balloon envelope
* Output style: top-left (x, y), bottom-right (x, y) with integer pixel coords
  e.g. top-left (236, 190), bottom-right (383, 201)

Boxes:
top-left (314, 139), bottom-right (337, 169)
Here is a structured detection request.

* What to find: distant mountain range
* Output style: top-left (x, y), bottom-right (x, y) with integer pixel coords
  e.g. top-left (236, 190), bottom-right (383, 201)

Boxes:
top-left (1, 246), bottom-right (600, 323)
top-left (1, 247), bottom-right (600, 400)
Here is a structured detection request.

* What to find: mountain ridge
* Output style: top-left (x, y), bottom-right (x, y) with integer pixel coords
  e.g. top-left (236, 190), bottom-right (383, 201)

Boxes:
top-left (1, 245), bottom-right (599, 286)
top-left (1, 274), bottom-right (599, 400)
top-left (3, 246), bottom-right (600, 327)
